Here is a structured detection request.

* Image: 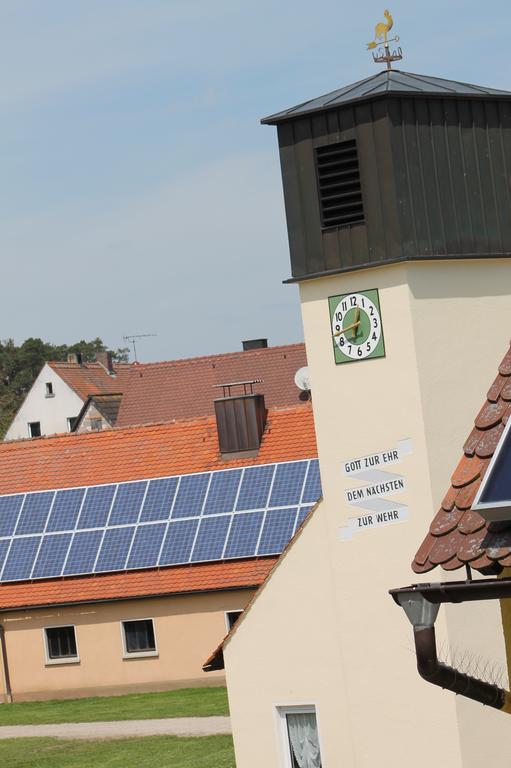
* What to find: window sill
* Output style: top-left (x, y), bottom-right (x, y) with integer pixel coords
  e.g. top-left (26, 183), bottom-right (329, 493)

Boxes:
top-left (45, 657), bottom-right (80, 667)
top-left (123, 651), bottom-right (159, 660)
top-left (45, 394), bottom-right (55, 399)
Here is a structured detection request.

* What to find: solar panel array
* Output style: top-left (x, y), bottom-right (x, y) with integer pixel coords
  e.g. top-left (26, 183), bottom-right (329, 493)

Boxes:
top-left (0, 459), bottom-right (321, 583)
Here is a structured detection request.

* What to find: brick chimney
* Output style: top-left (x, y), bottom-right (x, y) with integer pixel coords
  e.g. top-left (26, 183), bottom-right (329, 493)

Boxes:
top-left (96, 351), bottom-right (114, 375)
top-left (214, 380), bottom-right (267, 455)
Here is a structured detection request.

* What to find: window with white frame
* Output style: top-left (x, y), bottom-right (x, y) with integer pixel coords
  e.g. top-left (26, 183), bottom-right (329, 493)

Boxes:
top-left (44, 625), bottom-right (78, 663)
top-left (121, 619), bottom-right (157, 656)
top-left (28, 421), bottom-right (41, 438)
top-left (45, 382), bottom-right (54, 397)
top-left (277, 706), bottom-right (323, 768)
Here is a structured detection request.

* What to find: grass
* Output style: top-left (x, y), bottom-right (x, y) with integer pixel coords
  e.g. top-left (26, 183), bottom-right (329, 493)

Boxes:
top-left (0, 687), bottom-right (229, 726)
top-left (0, 735), bottom-right (235, 767)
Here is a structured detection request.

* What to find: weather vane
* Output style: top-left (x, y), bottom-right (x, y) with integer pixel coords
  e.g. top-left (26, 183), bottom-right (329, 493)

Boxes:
top-left (367, 10), bottom-right (403, 70)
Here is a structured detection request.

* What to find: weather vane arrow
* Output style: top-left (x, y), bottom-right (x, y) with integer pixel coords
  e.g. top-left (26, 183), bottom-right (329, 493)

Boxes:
top-left (367, 9), bottom-right (403, 70)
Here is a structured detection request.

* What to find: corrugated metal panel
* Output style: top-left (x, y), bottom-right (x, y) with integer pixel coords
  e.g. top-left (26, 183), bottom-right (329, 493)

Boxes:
top-left (214, 395), bottom-right (267, 454)
top-left (276, 94), bottom-right (511, 281)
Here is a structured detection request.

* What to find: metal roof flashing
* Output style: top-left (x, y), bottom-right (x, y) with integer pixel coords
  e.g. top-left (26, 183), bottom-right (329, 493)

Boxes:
top-left (261, 70), bottom-right (511, 125)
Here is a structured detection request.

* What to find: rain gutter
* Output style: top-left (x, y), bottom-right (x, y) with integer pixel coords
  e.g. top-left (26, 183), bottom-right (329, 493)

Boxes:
top-left (390, 576), bottom-right (511, 713)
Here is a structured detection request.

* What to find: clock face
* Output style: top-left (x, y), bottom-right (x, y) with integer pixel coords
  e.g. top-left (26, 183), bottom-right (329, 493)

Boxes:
top-left (329, 289), bottom-right (385, 364)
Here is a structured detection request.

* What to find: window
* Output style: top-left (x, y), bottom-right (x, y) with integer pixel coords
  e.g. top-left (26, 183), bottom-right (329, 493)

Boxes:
top-left (277, 706), bottom-right (322, 768)
top-left (121, 619), bottom-right (157, 657)
top-left (315, 139), bottom-right (364, 229)
top-left (28, 421), bottom-right (41, 438)
top-left (67, 417), bottom-right (77, 432)
top-left (225, 610), bottom-right (243, 632)
top-left (90, 418), bottom-right (102, 431)
top-left (44, 625), bottom-right (78, 664)
top-left (45, 382), bottom-right (54, 397)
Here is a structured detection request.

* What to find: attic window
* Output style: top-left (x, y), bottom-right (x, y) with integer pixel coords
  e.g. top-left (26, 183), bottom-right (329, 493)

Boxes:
top-left (315, 139), bottom-right (364, 229)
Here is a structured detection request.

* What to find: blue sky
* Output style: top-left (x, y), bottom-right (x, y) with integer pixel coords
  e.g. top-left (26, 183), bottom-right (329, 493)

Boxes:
top-left (1, 0), bottom-right (509, 361)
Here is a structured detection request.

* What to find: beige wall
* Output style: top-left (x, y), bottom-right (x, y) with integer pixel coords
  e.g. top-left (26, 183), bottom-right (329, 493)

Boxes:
top-left (75, 402), bottom-right (111, 433)
top-left (224, 260), bottom-right (511, 768)
top-left (0, 589), bottom-right (252, 701)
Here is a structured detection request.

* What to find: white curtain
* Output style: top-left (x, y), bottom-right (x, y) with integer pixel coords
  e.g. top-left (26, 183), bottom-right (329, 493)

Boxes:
top-left (287, 712), bottom-right (322, 768)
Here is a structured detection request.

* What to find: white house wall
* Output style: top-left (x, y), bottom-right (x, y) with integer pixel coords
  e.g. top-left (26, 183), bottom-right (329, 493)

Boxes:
top-left (5, 364), bottom-right (83, 441)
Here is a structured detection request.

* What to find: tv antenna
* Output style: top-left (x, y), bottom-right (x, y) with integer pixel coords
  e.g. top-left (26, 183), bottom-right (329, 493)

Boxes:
top-left (123, 333), bottom-right (157, 362)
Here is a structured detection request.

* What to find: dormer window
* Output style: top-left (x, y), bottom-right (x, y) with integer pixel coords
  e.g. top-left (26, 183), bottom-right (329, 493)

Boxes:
top-left (45, 382), bottom-right (54, 398)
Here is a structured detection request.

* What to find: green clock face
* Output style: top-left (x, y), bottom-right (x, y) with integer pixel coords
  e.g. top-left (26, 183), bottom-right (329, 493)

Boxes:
top-left (329, 288), bottom-right (385, 364)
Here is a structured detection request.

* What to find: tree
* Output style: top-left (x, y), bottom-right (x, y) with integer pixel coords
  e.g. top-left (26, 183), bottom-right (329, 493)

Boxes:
top-left (0, 338), bottom-right (130, 438)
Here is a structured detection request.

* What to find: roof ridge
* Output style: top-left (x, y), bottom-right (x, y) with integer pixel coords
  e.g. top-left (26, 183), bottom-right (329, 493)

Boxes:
top-left (130, 342), bottom-right (305, 370)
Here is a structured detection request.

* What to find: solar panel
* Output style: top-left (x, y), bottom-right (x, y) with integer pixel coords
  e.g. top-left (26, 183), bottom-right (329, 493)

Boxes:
top-left (2, 537), bottom-right (41, 581)
top-left (296, 505), bottom-right (313, 529)
top-left (95, 527), bottom-right (135, 572)
top-left (64, 530), bottom-right (103, 576)
top-left (127, 523), bottom-right (167, 569)
top-left (15, 492), bottom-right (54, 535)
top-left (223, 511), bottom-right (264, 559)
top-left (0, 458), bottom-right (321, 583)
top-left (0, 540), bottom-right (11, 576)
top-left (159, 519), bottom-right (199, 565)
top-left (109, 482), bottom-right (147, 526)
top-left (0, 495), bottom-right (24, 537)
top-left (269, 461), bottom-right (307, 507)
top-left (236, 465), bottom-right (275, 510)
top-left (203, 470), bottom-right (242, 515)
top-left (257, 507), bottom-right (298, 555)
top-left (140, 478), bottom-right (178, 523)
top-left (78, 485), bottom-right (116, 529)
top-left (191, 516), bottom-right (231, 562)
top-left (47, 488), bottom-right (85, 533)
top-left (172, 474), bottom-right (210, 518)
top-left (302, 460), bottom-right (321, 503)
top-left (32, 533), bottom-right (73, 579)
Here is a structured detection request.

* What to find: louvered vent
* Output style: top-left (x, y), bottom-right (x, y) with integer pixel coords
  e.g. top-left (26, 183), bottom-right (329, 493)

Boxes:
top-left (316, 140), bottom-right (364, 228)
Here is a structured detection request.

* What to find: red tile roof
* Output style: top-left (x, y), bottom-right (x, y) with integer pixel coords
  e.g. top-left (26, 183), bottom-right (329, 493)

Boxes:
top-left (0, 558), bottom-right (278, 612)
top-left (413, 343), bottom-right (511, 575)
top-left (49, 362), bottom-right (133, 401)
top-left (0, 404), bottom-right (316, 495)
top-left (116, 343), bottom-right (307, 428)
top-left (0, 405), bottom-right (316, 609)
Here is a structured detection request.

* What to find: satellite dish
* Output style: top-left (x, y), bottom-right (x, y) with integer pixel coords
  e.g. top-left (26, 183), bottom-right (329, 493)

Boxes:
top-left (294, 366), bottom-right (311, 392)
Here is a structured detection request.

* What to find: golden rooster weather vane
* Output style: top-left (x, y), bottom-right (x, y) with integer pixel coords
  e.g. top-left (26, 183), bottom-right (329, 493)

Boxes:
top-left (367, 10), bottom-right (403, 70)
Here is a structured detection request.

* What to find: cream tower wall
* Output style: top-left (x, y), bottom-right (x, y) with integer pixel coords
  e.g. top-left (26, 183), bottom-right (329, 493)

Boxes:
top-left (224, 259), bottom-right (511, 768)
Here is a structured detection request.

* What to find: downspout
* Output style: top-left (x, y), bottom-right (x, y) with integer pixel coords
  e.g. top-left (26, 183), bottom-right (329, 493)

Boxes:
top-left (0, 625), bottom-right (12, 703)
top-left (390, 579), bottom-right (511, 714)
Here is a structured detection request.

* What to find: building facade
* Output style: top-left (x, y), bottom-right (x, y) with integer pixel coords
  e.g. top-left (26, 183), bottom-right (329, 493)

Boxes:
top-left (0, 399), bottom-right (317, 702)
top-left (208, 70), bottom-right (511, 767)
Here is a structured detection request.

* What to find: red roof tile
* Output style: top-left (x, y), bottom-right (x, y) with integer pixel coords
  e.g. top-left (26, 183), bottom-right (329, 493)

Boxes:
top-left (49, 362), bottom-right (133, 401)
top-left (116, 343), bottom-right (307, 428)
top-left (0, 404), bottom-right (316, 495)
top-left (0, 557), bottom-right (278, 612)
top-left (413, 342), bottom-right (511, 575)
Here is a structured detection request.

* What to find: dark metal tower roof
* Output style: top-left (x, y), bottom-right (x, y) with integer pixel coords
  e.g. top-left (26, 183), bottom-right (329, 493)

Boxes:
top-left (261, 70), bottom-right (511, 125)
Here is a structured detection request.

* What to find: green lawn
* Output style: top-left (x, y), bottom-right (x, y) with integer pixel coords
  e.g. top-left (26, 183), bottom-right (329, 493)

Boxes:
top-left (0, 735), bottom-right (235, 767)
top-left (0, 687), bottom-right (229, 726)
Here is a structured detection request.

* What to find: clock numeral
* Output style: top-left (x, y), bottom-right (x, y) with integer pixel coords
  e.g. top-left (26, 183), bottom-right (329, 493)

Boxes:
top-left (339, 337), bottom-right (345, 347)
top-left (372, 332), bottom-right (377, 341)
top-left (347, 345), bottom-right (352, 354)
top-left (373, 318), bottom-right (378, 328)
top-left (335, 312), bottom-right (343, 322)
top-left (366, 342), bottom-right (371, 352)
top-left (342, 301), bottom-right (347, 311)
top-left (350, 296), bottom-right (357, 307)
top-left (357, 348), bottom-right (363, 357)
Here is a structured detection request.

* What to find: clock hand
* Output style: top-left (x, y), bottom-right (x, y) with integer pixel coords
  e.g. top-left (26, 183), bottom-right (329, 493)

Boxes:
top-left (333, 319), bottom-right (361, 337)
top-left (351, 308), bottom-right (361, 341)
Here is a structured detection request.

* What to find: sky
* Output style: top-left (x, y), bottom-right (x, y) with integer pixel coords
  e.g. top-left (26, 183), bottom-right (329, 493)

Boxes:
top-left (1, 0), bottom-right (510, 362)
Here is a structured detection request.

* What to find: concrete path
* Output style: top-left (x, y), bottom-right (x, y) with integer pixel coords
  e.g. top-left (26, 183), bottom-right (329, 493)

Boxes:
top-left (0, 715), bottom-right (231, 740)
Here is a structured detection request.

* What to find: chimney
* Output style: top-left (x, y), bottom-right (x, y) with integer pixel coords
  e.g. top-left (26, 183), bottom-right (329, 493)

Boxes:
top-left (67, 352), bottom-right (83, 365)
top-left (242, 338), bottom-right (268, 351)
top-left (214, 380), bottom-right (267, 455)
top-left (96, 351), bottom-right (114, 375)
